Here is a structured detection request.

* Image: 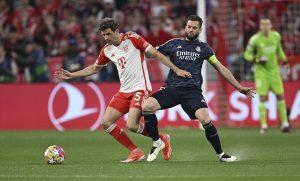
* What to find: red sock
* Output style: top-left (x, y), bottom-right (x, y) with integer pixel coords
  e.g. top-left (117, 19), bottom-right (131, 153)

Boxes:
top-left (107, 124), bottom-right (137, 151)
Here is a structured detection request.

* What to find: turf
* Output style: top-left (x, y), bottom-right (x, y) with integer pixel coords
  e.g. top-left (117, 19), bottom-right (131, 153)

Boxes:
top-left (0, 128), bottom-right (299, 181)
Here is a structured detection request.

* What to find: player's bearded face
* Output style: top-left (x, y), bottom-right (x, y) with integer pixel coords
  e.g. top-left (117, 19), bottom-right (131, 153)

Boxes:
top-left (185, 20), bottom-right (201, 41)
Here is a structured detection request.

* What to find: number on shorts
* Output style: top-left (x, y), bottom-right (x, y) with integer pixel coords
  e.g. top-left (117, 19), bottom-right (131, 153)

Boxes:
top-left (134, 92), bottom-right (143, 106)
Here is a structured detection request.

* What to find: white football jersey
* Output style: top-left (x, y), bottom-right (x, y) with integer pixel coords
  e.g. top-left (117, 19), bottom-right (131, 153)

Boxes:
top-left (95, 34), bottom-right (152, 93)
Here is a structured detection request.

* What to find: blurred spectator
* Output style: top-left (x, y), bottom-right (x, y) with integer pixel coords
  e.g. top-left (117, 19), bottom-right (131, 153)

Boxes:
top-left (0, 0), bottom-right (298, 83)
top-left (0, 43), bottom-right (17, 83)
top-left (151, 0), bottom-right (170, 17)
top-left (172, 0), bottom-right (196, 17)
top-left (207, 14), bottom-right (227, 65)
top-left (146, 16), bottom-right (172, 47)
top-left (124, 9), bottom-right (148, 37)
top-left (171, 17), bottom-right (185, 37)
top-left (28, 43), bottom-right (49, 83)
top-left (14, 39), bottom-right (49, 83)
top-left (62, 38), bottom-right (85, 82)
top-left (159, 9), bottom-right (174, 34)
top-left (97, 0), bottom-right (118, 21)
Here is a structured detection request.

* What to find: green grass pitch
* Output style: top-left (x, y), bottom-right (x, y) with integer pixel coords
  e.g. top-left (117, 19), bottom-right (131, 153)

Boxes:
top-left (0, 128), bottom-right (299, 181)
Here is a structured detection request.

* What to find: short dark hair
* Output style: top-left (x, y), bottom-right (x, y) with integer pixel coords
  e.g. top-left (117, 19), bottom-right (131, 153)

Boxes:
top-left (99, 18), bottom-right (119, 32)
top-left (260, 16), bottom-right (271, 21)
top-left (186, 15), bottom-right (203, 28)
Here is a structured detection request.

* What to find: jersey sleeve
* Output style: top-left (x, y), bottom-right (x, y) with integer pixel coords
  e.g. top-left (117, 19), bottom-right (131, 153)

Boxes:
top-left (275, 32), bottom-right (287, 62)
top-left (157, 40), bottom-right (173, 56)
top-left (205, 44), bottom-right (219, 64)
top-left (95, 47), bottom-right (110, 66)
top-left (127, 34), bottom-right (152, 52)
top-left (244, 35), bottom-right (257, 62)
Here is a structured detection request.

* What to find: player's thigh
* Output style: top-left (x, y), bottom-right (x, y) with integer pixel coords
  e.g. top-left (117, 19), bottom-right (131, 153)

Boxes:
top-left (270, 75), bottom-right (284, 95)
top-left (180, 89), bottom-right (208, 120)
top-left (130, 90), bottom-right (150, 110)
top-left (148, 87), bottom-right (180, 111)
top-left (195, 108), bottom-right (211, 124)
top-left (142, 97), bottom-right (161, 112)
top-left (255, 76), bottom-right (270, 96)
top-left (126, 90), bottom-right (147, 128)
top-left (102, 107), bottom-right (124, 129)
top-left (108, 92), bottom-right (130, 115)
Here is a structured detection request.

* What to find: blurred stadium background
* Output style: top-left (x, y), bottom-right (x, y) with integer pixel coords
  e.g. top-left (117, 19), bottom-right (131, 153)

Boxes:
top-left (0, 0), bottom-right (300, 180)
top-left (0, 0), bottom-right (299, 129)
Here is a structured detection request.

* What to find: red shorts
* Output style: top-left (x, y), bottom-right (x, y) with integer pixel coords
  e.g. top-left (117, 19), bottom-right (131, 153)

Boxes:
top-left (108, 90), bottom-right (150, 114)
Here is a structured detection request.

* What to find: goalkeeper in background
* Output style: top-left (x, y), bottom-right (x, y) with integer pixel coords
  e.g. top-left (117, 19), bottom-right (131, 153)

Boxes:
top-left (244, 17), bottom-right (290, 134)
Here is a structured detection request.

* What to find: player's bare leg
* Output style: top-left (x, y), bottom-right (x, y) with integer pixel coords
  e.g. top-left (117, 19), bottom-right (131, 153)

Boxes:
top-left (102, 107), bottom-right (144, 162)
top-left (126, 108), bottom-right (143, 133)
top-left (142, 97), bottom-right (172, 162)
top-left (259, 96), bottom-right (268, 134)
top-left (195, 108), bottom-right (237, 162)
top-left (276, 94), bottom-right (290, 133)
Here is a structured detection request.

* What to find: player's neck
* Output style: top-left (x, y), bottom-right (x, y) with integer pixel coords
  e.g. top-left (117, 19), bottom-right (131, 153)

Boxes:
top-left (262, 31), bottom-right (270, 37)
top-left (185, 37), bottom-right (198, 42)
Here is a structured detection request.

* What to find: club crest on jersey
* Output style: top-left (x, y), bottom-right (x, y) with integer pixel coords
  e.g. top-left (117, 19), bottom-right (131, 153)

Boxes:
top-left (196, 46), bottom-right (201, 52)
top-left (123, 45), bottom-right (129, 52)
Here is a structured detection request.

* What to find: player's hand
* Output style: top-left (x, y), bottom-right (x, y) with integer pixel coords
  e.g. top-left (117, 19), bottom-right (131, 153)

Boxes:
top-left (54, 69), bottom-right (74, 80)
top-left (239, 87), bottom-right (256, 99)
top-left (175, 69), bottom-right (192, 78)
top-left (258, 56), bottom-right (267, 64)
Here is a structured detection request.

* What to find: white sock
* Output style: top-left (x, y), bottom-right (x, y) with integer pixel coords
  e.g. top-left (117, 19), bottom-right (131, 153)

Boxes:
top-left (153, 138), bottom-right (163, 147)
top-left (281, 121), bottom-right (289, 129)
top-left (217, 152), bottom-right (225, 159)
top-left (261, 124), bottom-right (268, 129)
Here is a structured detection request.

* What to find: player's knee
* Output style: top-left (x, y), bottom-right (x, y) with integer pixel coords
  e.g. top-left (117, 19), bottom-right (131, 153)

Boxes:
top-left (199, 117), bottom-right (211, 125)
top-left (142, 104), bottom-right (154, 113)
top-left (101, 119), bottom-right (113, 130)
top-left (142, 99), bottom-right (159, 114)
top-left (195, 109), bottom-right (211, 125)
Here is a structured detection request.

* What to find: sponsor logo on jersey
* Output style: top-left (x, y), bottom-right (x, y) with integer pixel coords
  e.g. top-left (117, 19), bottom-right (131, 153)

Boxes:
top-left (176, 51), bottom-right (200, 61)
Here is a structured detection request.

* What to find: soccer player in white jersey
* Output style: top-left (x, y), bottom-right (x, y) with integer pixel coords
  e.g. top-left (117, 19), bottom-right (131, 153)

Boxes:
top-left (54, 18), bottom-right (191, 162)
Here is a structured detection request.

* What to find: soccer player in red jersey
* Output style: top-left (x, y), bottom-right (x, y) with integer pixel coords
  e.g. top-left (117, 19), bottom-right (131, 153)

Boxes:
top-left (54, 18), bottom-right (190, 162)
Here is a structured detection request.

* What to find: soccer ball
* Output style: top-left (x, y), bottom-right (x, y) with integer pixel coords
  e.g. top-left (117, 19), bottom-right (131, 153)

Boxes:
top-left (44, 145), bottom-right (66, 164)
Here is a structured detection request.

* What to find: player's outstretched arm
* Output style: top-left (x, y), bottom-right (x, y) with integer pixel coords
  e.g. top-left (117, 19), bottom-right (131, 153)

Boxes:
top-left (212, 61), bottom-right (255, 99)
top-left (146, 46), bottom-right (192, 78)
top-left (54, 65), bottom-right (103, 81)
